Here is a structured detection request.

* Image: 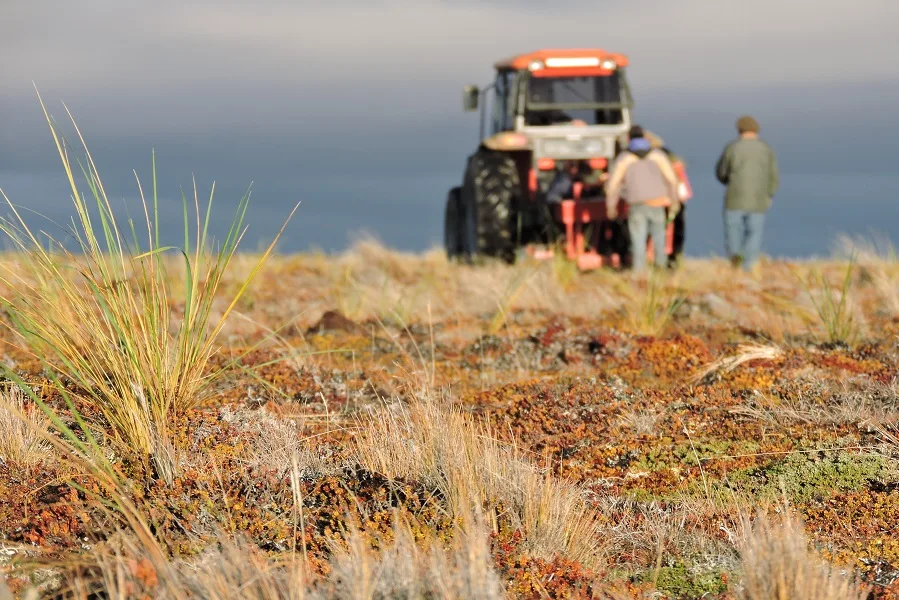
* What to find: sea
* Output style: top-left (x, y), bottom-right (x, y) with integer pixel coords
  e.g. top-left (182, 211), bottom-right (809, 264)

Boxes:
top-left (1, 169), bottom-right (897, 261)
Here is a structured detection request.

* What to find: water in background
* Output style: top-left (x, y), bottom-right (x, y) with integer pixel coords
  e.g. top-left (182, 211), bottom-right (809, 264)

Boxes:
top-left (1, 169), bottom-right (896, 259)
top-left (271, 170), bottom-right (899, 259)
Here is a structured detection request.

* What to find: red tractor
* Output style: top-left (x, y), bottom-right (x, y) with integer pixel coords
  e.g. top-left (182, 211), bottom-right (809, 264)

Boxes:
top-left (444, 49), bottom-right (692, 269)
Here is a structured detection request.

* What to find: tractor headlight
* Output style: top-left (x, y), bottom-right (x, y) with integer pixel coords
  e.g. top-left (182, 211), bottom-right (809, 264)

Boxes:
top-left (528, 60), bottom-right (545, 71)
top-left (600, 59), bottom-right (617, 70)
top-left (583, 140), bottom-right (606, 155)
top-left (540, 140), bottom-right (567, 155)
top-left (539, 138), bottom-right (610, 158)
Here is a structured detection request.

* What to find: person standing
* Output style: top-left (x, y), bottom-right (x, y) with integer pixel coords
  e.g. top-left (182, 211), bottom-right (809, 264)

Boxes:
top-left (606, 125), bottom-right (681, 272)
top-left (715, 116), bottom-right (779, 272)
top-left (645, 129), bottom-right (691, 268)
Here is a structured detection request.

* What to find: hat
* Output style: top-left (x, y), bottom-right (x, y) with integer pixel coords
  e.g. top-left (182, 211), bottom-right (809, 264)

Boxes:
top-left (628, 125), bottom-right (644, 139)
top-left (736, 115), bottom-right (760, 134)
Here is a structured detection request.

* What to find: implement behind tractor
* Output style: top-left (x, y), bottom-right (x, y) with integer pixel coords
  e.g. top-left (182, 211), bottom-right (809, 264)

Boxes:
top-left (444, 49), bottom-right (692, 269)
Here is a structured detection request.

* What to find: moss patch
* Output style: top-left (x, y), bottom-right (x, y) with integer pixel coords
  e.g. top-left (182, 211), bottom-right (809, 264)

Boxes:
top-left (636, 562), bottom-right (730, 599)
top-left (728, 444), bottom-right (898, 503)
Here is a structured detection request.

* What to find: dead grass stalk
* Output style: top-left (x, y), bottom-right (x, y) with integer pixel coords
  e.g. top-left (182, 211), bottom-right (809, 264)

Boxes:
top-left (736, 508), bottom-right (869, 600)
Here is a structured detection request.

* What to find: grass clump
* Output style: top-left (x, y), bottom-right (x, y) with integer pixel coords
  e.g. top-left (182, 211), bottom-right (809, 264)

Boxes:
top-left (798, 259), bottom-right (859, 346)
top-left (352, 395), bottom-right (605, 568)
top-left (617, 270), bottom-right (686, 337)
top-left (736, 509), bottom-right (869, 600)
top-left (324, 515), bottom-right (504, 600)
top-left (0, 384), bottom-right (51, 468)
top-left (0, 97), bottom-right (297, 465)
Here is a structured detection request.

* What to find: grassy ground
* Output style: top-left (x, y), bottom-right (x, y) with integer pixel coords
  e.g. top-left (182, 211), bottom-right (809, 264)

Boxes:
top-left (0, 110), bottom-right (896, 598)
top-left (0, 238), bottom-right (896, 599)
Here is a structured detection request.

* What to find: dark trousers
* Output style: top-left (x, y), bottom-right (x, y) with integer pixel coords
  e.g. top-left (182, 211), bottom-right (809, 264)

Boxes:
top-left (670, 204), bottom-right (686, 261)
top-left (596, 219), bottom-right (630, 259)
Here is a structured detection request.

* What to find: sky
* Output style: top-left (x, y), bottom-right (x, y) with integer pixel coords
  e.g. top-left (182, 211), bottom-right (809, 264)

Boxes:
top-left (2, 0), bottom-right (899, 255)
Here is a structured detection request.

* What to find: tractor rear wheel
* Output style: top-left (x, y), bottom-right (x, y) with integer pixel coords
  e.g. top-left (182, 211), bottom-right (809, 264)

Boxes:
top-left (461, 150), bottom-right (520, 263)
top-left (443, 187), bottom-right (463, 259)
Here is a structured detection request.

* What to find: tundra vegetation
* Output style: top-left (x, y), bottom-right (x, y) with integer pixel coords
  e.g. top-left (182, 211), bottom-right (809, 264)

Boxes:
top-left (0, 108), bottom-right (897, 599)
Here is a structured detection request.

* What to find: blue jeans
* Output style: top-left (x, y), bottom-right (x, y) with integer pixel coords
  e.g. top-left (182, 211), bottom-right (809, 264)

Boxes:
top-left (724, 210), bottom-right (765, 270)
top-left (628, 204), bottom-right (668, 271)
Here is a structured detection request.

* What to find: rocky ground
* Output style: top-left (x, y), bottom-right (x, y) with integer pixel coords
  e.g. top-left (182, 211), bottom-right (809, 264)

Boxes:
top-left (1, 241), bottom-right (897, 599)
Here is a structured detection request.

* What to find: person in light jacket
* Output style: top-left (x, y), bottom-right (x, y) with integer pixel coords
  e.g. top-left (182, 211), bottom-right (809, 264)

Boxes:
top-left (605, 125), bottom-right (681, 272)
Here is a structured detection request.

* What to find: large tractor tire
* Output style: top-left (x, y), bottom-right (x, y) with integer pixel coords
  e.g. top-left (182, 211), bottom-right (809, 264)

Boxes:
top-left (443, 187), bottom-right (463, 260)
top-left (461, 150), bottom-right (520, 263)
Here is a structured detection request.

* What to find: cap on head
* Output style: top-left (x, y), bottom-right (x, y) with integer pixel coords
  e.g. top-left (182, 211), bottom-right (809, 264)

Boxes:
top-left (736, 115), bottom-right (760, 134)
top-left (628, 125), bottom-right (644, 139)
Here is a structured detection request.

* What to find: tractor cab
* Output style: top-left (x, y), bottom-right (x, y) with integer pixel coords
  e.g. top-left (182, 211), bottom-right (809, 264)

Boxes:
top-left (461, 49), bottom-right (633, 196)
top-left (445, 49), bottom-right (690, 269)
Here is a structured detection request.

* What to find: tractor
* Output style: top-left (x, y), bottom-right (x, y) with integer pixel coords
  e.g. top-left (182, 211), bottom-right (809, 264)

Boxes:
top-left (443, 48), bottom-right (692, 269)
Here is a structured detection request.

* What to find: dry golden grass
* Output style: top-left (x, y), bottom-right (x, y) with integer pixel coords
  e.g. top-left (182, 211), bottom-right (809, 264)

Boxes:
top-left (736, 509), bottom-right (870, 600)
top-left (38, 515), bottom-right (504, 600)
top-left (352, 394), bottom-right (605, 568)
top-left (48, 532), bottom-right (309, 600)
top-left (0, 99), bottom-right (296, 466)
top-left (0, 385), bottom-right (51, 469)
top-left (689, 342), bottom-right (783, 385)
top-left (7, 429), bottom-right (503, 600)
top-left (219, 405), bottom-right (342, 479)
top-left (184, 238), bottom-right (898, 351)
top-left (323, 512), bottom-right (504, 600)
top-left (732, 378), bottom-right (899, 428)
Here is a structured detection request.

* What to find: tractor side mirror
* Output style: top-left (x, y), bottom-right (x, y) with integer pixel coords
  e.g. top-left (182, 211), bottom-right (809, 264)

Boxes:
top-left (462, 85), bottom-right (479, 112)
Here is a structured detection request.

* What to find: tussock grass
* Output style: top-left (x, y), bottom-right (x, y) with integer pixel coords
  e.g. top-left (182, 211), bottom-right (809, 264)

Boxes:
top-left (733, 379), bottom-right (899, 428)
top-left (837, 234), bottom-right (899, 317)
top-left (218, 405), bottom-right (341, 479)
top-left (5, 400), bottom-right (502, 600)
top-left (324, 513), bottom-right (504, 600)
top-left (736, 509), bottom-right (869, 600)
top-left (616, 270), bottom-right (686, 337)
top-left (616, 408), bottom-right (662, 437)
top-left (352, 395), bottom-right (605, 567)
top-left (303, 239), bottom-right (622, 329)
top-left (597, 496), bottom-right (740, 575)
top-left (487, 266), bottom-right (536, 334)
top-left (53, 531), bottom-right (310, 600)
top-left (42, 515), bottom-right (504, 600)
top-left (797, 259), bottom-right (859, 346)
top-left (0, 97), bottom-right (297, 464)
top-left (0, 385), bottom-right (51, 468)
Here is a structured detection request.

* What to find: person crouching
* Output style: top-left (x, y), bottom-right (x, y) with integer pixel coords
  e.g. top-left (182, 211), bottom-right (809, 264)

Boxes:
top-left (605, 125), bottom-right (681, 272)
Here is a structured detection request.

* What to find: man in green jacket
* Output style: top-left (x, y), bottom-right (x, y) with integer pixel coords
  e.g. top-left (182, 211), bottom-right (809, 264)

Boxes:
top-left (715, 116), bottom-right (779, 272)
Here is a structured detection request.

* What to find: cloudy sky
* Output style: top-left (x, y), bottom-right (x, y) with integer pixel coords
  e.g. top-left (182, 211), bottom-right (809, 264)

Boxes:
top-left (3, 0), bottom-right (899, 255)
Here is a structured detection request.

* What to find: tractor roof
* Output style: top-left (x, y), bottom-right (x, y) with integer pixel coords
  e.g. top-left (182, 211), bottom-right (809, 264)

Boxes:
top-left (493, 48), bottom-right (630, 71)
